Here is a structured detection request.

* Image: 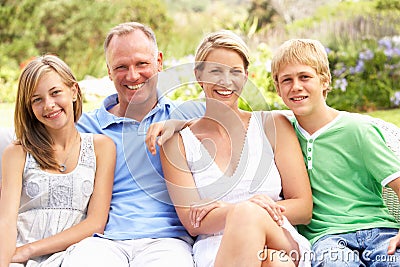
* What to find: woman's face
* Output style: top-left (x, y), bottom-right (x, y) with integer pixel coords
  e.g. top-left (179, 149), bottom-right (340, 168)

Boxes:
top-left (196, 48), bottom-right (247, 105)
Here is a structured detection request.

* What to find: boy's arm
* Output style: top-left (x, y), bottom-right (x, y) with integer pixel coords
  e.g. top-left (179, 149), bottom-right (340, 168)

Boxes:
top-left (146, 119), bottom-right (196, 155)
top-left (387, 177), bottom-right (400, 254)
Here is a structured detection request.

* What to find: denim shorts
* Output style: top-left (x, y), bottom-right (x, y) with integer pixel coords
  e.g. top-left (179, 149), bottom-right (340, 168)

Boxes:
top-left (311, 228), bottom-right (400, 267)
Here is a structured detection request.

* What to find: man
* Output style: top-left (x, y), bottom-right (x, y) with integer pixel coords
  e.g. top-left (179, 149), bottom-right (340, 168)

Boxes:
top-left (62, 22), bottom-right (204, 267)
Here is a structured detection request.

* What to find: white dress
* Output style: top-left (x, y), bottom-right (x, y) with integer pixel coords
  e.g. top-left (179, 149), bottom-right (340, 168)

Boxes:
top-left (179, 112), bottom-right (311, 267)
top-left (12, 133), bottom-right (96, 267)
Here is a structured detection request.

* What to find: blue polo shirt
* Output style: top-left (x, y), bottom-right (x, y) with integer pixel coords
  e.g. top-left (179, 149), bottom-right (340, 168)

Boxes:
top-left (77, 93), bottom-right (205, 241)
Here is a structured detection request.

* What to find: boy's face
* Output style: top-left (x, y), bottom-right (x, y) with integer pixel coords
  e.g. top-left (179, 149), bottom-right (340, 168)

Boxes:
top-left (276, 63), bottom-right (327, 117)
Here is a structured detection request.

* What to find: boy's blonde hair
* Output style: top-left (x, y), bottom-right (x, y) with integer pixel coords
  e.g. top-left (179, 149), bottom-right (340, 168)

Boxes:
top-left (194, 30), bottom-right (250, 72)
top-left (271, 39), bottom-right (332, 96)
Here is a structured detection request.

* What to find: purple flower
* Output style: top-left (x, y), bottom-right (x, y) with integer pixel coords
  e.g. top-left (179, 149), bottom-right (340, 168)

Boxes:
top-left (379, 38), bottom-right (392, 50)
top-left (334, 78), bottom-right (348, 92)
top-left (359, 50), bottom-right (374, 60)
top-left (391, 91), bottom-right (400, 106)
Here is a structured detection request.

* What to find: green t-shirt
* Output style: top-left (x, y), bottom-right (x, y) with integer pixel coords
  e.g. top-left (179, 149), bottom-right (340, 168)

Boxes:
top-left (294, 112), bottom-right (400, 245)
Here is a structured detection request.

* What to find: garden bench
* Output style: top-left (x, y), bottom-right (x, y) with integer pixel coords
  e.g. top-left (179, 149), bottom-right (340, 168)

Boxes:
top-left (0, 113), bottom-right (399, 221)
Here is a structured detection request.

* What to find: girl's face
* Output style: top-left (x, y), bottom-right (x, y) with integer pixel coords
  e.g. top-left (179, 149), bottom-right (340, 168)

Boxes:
top-left (31, 70), bottom-right (77, 131)
top-left (196, 48), bottom-right (247, 106)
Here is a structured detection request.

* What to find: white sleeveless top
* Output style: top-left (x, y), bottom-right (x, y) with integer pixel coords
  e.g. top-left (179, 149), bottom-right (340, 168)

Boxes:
top-left (16, 133), bottom-right (96, 264)
top-left (180, 111), bottom-right (282, 204)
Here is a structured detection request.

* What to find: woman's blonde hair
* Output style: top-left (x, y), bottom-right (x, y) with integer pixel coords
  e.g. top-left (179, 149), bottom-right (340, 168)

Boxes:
top-left (14, 54), bottom-right (82, 170)
top-left (271, 39), bottom-right (332, 95)
top-left (194, 30), bottom-right (250, 71)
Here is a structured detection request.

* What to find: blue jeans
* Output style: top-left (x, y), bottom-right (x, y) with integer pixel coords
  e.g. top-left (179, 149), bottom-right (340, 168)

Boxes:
top-left (311, 228), bottom-right (400, 267)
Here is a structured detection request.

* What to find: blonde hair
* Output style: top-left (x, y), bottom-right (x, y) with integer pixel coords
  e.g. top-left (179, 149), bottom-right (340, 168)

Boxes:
top-left (271, 39), bottom-right (332, 94)
top-left (194, 30), bottom-right (250, 71)
top-left (14, 54), bottom-right (82, 170)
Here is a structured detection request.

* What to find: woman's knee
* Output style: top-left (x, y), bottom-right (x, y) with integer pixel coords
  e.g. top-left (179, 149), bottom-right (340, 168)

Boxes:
top-left (226, 201), bottom-right (273, 227)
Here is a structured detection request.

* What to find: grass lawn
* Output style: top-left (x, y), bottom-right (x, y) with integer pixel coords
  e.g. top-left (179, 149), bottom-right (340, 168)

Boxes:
top-left (363, 109), bottom-right (400, 127)
top-left (1, 102), bottom-right (400, 128)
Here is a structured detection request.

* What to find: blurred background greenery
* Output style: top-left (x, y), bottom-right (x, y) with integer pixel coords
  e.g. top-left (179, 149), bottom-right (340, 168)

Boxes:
top-left (1, 0), bottom-right (400, 127)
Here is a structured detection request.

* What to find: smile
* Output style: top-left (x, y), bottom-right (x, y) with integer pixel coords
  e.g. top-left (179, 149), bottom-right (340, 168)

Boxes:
top-left (291, 96), bottom-right (308, 101)
top-left (44, 110), bottom-right (62, 118)
top-left (127, 83), bottom-right (145, 90)
top-left (215, 90), bottom-right (234, 96)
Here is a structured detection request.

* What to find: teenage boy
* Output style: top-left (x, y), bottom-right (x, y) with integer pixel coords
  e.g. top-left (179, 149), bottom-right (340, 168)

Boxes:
top-left (271, 38), bottom-right (400, 266)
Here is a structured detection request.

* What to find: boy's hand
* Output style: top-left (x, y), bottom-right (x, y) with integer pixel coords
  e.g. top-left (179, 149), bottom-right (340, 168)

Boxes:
top-left (388, 230), bottom-right (400, 254)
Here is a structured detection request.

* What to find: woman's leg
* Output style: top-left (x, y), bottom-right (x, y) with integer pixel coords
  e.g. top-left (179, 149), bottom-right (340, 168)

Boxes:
top-left (214, 201), bottom-right (298, 267)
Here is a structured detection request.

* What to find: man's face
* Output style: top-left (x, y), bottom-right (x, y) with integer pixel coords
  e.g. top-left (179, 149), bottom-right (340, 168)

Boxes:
top-left (106, 30), bottom-right (162, 113)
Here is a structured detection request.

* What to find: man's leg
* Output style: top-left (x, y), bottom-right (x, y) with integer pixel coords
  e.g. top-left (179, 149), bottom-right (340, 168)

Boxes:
top-left (130, 238), bottom-right (193, 267)
top-left (62, 236), bottom-right (129, 267)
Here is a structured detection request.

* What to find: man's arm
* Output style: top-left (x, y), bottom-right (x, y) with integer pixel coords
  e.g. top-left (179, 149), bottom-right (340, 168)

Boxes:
top-left (146, 119), bottom-right (196, 155)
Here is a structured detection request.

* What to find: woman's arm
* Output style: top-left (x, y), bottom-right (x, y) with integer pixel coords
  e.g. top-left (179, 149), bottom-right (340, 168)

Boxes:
top-left (12, 134), bottom-right (116, 262)
top-left (263, 111), bottom-right (313, 225)
top-left (387, 177), bottom-right (400, 254)
top-left (0, 144), bottom-right (25, 267)
top-left (160, 132), bottom-right (233, 236)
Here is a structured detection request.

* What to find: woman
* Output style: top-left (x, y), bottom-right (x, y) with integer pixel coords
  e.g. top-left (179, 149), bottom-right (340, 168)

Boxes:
top-left (0, 55), bottom-right (115, 267)
top-left (159, 31), bottom-right (312, 266)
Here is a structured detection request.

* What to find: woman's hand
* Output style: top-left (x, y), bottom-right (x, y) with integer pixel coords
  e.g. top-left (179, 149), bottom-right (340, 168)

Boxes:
top-left (248, 194), bottom-right (285, 226)
top-left (11, 244), bottom-right (32, 263)
top-left (189, 200), bottom-right (227, 228)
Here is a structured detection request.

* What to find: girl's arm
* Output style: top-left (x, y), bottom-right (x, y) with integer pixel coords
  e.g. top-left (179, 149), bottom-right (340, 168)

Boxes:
top-left (12, 134), bottom-right (116, 262)
top-left (263, 111), bottom-right (313, 225)
top-left (160, 132), bottom-right (233, 236)
top-left (0, 144), bottom-right (25, 267)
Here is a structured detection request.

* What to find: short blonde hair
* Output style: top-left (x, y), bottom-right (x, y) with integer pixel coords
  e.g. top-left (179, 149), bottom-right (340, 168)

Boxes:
top-left (104, 21), bottom-right (158, 62)
top-left (194, 30), bottom-right (250, 71)
top-left (271, 39), bottom-right (332, 93)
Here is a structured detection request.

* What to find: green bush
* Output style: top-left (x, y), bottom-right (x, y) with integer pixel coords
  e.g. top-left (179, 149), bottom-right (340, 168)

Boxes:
top-left (0, 58), bottom-right (19, 103)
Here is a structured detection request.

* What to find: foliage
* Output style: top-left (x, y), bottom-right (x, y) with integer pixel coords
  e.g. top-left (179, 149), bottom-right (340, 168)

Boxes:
top-left (327, 36), bottom-right (400, 111)
top-left (376, 0), bottom-right (400, 9)
top-left (0, 0), bottom-right (173, 80)
top-left (0, 59), bottom-right (19, 103)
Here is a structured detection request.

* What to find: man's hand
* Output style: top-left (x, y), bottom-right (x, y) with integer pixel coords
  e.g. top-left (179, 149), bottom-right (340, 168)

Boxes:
top-left (145, 120), bottom-right (185, 155)
top-left (146, 119), bottom-right (195, 155)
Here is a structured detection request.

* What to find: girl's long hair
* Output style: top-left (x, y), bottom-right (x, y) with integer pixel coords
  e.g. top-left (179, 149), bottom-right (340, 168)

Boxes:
top-left (14, 54), bottom-right (82, 170)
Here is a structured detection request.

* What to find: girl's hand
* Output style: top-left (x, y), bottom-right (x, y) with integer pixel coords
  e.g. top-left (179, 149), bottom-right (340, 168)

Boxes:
top-left (248, 194), bottom-right (285, 226)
